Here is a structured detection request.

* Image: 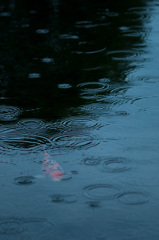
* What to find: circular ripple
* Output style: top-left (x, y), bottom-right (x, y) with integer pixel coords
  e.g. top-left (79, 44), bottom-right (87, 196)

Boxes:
top-left (50, 194), bottom-right (77, 203)
top-left (118, 192), bottom-right (149, 205)
top-left (17, 118), bottom-right (45, 130)
top-left (0, 105), bottom-right (21, 122)
top-left (0, 133), bottom-right (52, 153)
top-left (77, 82), bottom-right (109, 93)
top-left (82, 158), bottom-right (101, 166)
top-left (106, 50), bottom-right (141, 61)
top-left (0, 218), bottom-right (57, 238)
top-left (61, 117), bottom-right (102, 130)
top-left (52, 134), bottom-right (100, 150)
top-left (14, 176), bottom-right (36, 185)
top-left (83, 184), bottom-right (122, 200)
top-left (101, 157), bottom-right (131, 173)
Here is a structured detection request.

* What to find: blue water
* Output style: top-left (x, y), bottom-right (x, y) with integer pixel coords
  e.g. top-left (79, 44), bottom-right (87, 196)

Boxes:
top-left (0, 0), bottom-right (159, 239)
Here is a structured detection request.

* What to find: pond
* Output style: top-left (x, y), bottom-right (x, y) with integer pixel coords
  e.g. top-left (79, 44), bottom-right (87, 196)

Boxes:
top-left (0, 0), bottom-right (159, 239)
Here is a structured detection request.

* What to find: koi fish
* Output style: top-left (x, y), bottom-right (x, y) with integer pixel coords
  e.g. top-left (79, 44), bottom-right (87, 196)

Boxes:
top-left (42, 151), bottom-right (64, 181)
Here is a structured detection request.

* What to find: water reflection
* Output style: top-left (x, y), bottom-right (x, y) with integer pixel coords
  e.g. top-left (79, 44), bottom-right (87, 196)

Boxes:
top-left (1, 0), bottom-right (159, 239)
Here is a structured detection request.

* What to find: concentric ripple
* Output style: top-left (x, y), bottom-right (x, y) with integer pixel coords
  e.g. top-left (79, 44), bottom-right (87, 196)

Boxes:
top-left (14, 176), bottom-right (36, 185)
top-left (61, 116), bottom-right (102, 130)
top-left (118, 192), bottom-right (149, 205)
top-left (52, 134), bottom-right (100, 150)
top-left (0, 133), bottom-right (52, 154)
top-left (107, 49), bottom-right (141, 61)
top-left (0, 218), bottom-right (57, 238)
top-left (100, 157), bottom-right (131, 173)
top-left (17, 118), bottom-right (45, 130)
top-left (50, 194), bottom-right (77, 203)
top-left (83, 184), bottom-right (122, 200)
top-left (0, 105), bottom-right (21, 122)
top-left (77, 82), bottom-right (109, 99)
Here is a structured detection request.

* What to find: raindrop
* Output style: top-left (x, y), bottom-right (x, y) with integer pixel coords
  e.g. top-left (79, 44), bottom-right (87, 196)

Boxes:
top-left (50, 194), bottom-right (77, 203)
top-left (58, 34), bottom-right (79, 39)
top-left (28, 73), bottom-right (41, 79)
top-left (100, 157), bottom-right (131, 173)
top-left (14, 176), bottom-right (36, 185)
top-left (82, 158), bottom-right (101, 166)
top-left (98, 78), bottom-right (111, 83)
top-left (0, 105), bottom-right (21, 122)
top-left (83, 184), bottom-right (122, 200)
top-left (36, 29), bottom-right (49, 34)
top-left (0, 12), bottom-right (11, 17)
top-left (41, 57), bottom-right (54, 63)
top-left (86, 201), bottom-right (101, 208)
top-left (52, 134), bottom-right (100, 150)
top-left (57, 83), bottom-right (72, 89)
top-left (118, 192), bottom-right (149, 205)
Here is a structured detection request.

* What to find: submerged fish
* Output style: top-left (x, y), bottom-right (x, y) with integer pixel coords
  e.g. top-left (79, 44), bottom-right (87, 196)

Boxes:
top-left (42, 151), bottom-right (64, 181)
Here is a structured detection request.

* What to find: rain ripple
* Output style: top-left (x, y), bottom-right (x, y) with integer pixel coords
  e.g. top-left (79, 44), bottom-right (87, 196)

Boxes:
top-left (100, 157), bottom-right (132, 173)
top-left (118, 191), bottom-right (149, 205)
top-left (83, 184), bottom-right (122, 200)
top-left (61, 116), bottom-right (102, 130)
top-left (106, 49), bottom-right (144, 61)
top-left (0, 218), bottom-right (57, 239)
top-left (0, 132), bottom-right (52, 154)
top-left (52, 134), bottom-right (100, 150)
top-left (77, 82), bottom-right (109, 100)
top-left (14, 176), bottom-right (36, 185)
top-left (73, 47), bottom-right (106, 55)
top-left (0, 105), bottom-right (21, 122)
top-left (50, 194), bottom-right (77, 203)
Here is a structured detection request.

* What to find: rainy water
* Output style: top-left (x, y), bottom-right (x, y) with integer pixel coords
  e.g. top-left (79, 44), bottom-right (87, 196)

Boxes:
top-left (0, 0), bottom-right (159, 239)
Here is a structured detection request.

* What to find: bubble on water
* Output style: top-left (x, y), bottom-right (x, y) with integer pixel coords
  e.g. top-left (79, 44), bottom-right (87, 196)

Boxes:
top-left (50, 194), bottom-right (77, 203)
top-left (57, 83), bottom-right (72, 89)
top-left (83, 184), bottom-right (122, 200)
top-left (36, 29), bottom-right (49, 34)
top-left (28, 73), bottom-right (41, 79)
top-left (14, 176), bottom-right (36, 185)
top-left (118, 192), bottom-right (149, 205)
top-left (52, 134), bottom-right (100, 150)
top-left (0, 105), bottom-right (21, 122)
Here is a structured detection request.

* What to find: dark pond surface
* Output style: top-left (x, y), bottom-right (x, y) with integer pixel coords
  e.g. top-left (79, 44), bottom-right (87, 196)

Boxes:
top-left (0, 0), bottom-right (159, 239)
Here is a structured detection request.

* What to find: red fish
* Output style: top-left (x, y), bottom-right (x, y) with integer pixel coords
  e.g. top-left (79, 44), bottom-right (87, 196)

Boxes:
top-left (42, 151), bottom-right (64, 181)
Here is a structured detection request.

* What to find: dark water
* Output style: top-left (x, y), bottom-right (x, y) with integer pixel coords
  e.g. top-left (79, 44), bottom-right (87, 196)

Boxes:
top-left (1, 0), bottom-right (159, 239)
